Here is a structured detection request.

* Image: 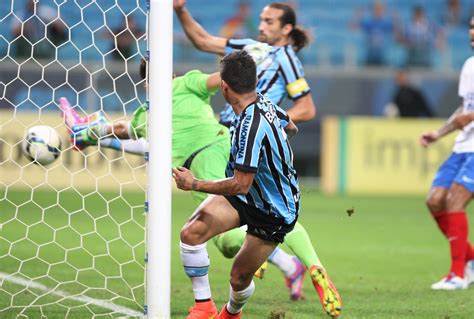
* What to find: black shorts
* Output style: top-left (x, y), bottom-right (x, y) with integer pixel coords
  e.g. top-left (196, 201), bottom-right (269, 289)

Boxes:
top-left (224, 195), bottom-right (297, 243)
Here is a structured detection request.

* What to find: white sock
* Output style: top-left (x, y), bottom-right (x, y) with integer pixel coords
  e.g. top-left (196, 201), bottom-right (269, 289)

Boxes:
top-left (268, 247), bottom-right (296, 277)
top-left (180, 241), bottom-right (212, 301)
top-left (226, 281), bottom-right (255, 314)
top-left (99, 138), bottom-right (148, 155)
top-left (120, 138), bottom-right (148, 155)
top-left (98, 123), bottom-right (110, 138)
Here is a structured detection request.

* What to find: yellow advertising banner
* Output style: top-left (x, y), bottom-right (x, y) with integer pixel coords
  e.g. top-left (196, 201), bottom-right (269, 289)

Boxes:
top-left (322, 117), bottom-right (456, 195)
top-left (0, 111), bottom-right (146, 191)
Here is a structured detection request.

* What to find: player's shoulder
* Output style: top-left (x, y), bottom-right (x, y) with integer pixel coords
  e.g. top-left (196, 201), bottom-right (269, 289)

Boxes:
top-left (275, 44), bottom-right (299, 59)
top-left (254, 94), bottom-right (278, 116)
top-left (181, 69), bottom-right (205, 77)
top-left (227, 38), bottom-right (258, 48)
top-left (275, 45), bottom-right (304, 69)
top-left (177, 69), bottom-right (208, 85)
top-left (462, 56), bottom-right (474, 71)
top-left (173, 70), bottom-right (210, 94)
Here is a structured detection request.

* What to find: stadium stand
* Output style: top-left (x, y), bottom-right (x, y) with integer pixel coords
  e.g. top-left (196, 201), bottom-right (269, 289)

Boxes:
top-left (1, 0), bottom-right (471, 68)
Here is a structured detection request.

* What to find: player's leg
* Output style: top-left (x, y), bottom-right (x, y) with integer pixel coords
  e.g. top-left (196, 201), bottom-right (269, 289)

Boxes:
top-left (283, 222), bottom-right (322, 269)
top-left (218, 234), bottom-right (277, 318)
top-left (217, 198), bottom-right (293, 319)
top-left (183, 139), bottom-right (252, 267)
top-left (187, 139), bottom-right (252, 261)
top-left (214, 224), bottom-right (308, 301)
top-left (180, 195), bottom-right (241, 319)
top-left (61, 96), bottom-right (147, 149)
top-left (59, 97), bottom-right (104, 149)
top-left (260, 226), bottom-right (306, 300)
top-left (428, 153), bottom-right (472, 290)
top-left (283, 221), bottom-right (341, 309)
top-left (212, 228), bottom-right (246, 258)
top-left (445, 154), bottom-right (474, 287)
top-left (99, 138), bottom-right (148, 155)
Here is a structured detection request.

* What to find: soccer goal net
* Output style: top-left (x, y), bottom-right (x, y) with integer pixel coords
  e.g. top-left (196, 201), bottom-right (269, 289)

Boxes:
top-left (0, 0), bottom-right (152, 317)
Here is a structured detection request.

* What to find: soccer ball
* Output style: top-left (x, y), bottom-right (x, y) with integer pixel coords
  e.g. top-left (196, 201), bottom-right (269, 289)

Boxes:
top-left (22, 125), bottom-right (62, 166)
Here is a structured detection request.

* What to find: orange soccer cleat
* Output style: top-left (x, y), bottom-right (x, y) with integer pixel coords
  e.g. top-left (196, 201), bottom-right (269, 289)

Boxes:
top-left (217, 304), bottom-right (241, 319)
top-left (310, 265), bottom-right (342, 318)
top-left (187, 300), bottom-right (218, 319)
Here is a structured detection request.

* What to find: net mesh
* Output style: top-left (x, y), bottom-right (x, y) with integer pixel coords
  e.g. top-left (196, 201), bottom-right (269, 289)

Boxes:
top-left (0, 0), bottom-right (148, 317)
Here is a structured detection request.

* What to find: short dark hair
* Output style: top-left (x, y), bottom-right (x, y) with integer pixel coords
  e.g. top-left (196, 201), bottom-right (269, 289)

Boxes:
top-left (220, 51), bottom-right (256, 94)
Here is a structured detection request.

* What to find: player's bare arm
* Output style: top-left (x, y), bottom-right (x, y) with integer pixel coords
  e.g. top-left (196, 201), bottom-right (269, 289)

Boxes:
top-left (173, 0), bottom-right (227, 55)
top-left (452, 111), bottom-right (474, 129)
top-left (420, 106), bottom-right (463, 147)
top-left (286, 94), bottom-right (317, 123)
top-left (173, 167), bottom-right (254, 195)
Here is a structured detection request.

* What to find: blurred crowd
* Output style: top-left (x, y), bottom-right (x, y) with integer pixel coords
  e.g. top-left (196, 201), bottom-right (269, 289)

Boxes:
top-left (11, 0), bottom-right (144, 62)
top-left (10, 0), bottom-right (473, 69)
top-left (350, 0), bottom-right (471, 68)
top-left (173, 0), bottom-right (474, 69)
top-left (6, 0), bottom-right (472, 119)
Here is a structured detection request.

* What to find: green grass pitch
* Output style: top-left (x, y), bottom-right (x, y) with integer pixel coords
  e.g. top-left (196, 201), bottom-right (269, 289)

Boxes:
top-left (1, 187), bottom-right (473, 318)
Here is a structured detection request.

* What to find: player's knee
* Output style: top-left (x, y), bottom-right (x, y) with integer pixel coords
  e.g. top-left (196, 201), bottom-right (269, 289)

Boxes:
top-left (229, 268), bottom-right (252, 291)
top-left (445, 190), bottom-right (469, 212)
top-left (180, 225), bottom-right (205, 246)
top-left (426, 194), bottom-right (444, 213)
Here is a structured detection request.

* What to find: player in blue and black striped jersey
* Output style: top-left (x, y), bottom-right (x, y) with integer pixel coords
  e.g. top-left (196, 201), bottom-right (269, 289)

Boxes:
top-left (174, 1), bottom-right (315, 126)
top-left (174, 2), bottom-right (342, 317)
top-left (219, 36), bottom-right (310, 125)
top-left (225, 92), bottom-right (300, 223)
top-left (174, 51), bottom-right (301, 318)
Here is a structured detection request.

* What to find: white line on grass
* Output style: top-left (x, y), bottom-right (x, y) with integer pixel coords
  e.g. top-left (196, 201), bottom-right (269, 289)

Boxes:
top-left (0, 272), bottom-right (143, 317)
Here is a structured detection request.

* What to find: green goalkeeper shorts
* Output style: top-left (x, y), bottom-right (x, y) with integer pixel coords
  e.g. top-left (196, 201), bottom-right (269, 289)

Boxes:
top-left (129, 104), bottom-right (147, 140)
top-left (188, 137), bottom-right (230, 204)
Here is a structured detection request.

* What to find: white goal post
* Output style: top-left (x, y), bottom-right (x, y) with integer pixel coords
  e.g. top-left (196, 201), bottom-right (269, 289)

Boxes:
top-left (146, 0), bottom-right (172, 318)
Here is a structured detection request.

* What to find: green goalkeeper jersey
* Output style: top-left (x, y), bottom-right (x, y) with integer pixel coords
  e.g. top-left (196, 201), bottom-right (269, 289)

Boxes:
top-left (171, 70), bottom-right (229, 167)
top-left (131, 70), bottom-right (229, 167)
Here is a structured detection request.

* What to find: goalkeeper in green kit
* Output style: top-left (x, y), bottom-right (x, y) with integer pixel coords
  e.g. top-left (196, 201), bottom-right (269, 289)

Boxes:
top-left (62, 59), bottom-right (229, 204)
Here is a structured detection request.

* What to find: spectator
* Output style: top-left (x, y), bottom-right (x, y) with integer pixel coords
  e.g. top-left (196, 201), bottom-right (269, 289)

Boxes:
top-left (398, 6), bottom-right (444, 68)
top-left (440, 0), bottom-right (463, 28)
top-left (384, 69), bottom-right (434, 118)
top-left (219, 1), bottom-right (257, 39)
top-left (109, 15), bottom-right (145, 61)
top-left (351, 1), bottom-right (397, 66)
top-left (11, 0), bottom-right (67, 59)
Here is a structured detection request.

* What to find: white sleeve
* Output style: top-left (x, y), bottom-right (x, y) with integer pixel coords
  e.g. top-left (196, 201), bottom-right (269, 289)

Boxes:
top-left (459, 57), bottom-right (474, 98)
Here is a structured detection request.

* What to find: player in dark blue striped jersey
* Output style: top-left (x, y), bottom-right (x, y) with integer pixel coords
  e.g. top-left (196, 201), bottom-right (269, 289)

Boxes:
top-left (174, 2), bottom-right (342, 317)
top-left (226, 92), bottom-right (300, 223)
top-left (174, 51), bottom-right (301, 318)
top-left (220, 37), bottom-right (310, 125)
